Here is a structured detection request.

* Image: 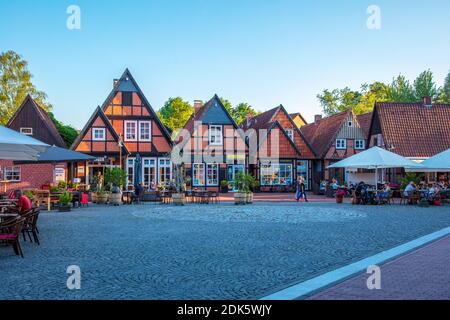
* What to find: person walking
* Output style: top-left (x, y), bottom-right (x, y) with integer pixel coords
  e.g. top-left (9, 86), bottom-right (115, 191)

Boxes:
top-left (295, 176), bottom-right (308, 202)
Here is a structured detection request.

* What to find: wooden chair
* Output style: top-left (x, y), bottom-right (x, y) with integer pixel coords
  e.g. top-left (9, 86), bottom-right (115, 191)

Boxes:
top-left (0, 216), bottom-right (26, 258)
top-left (21, 208), bottom-right (40, 245)
top-left (399, 190), bottom-right (408, 205)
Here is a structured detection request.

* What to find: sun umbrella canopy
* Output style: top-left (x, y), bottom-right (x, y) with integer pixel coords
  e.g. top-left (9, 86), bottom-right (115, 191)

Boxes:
top-left (0, 125), bottom-right (49, 160)
top-left (328, 146), bottom-right (422, 169)
top-left (134, 153), bottom-right (142, 186)
top-left (15, 145), bottom-right (95, 163)
top-left (408, 148), bottom-right (450, 172)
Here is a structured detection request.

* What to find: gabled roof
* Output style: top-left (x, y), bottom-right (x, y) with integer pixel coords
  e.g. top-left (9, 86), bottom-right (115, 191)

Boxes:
top-left (356, 112), bottom-right (373, 136)
top-left (241, 104), bottom-right (316, 157)
top-left (369, 102), bottom-right (450, 158)
top-left (289, 112), bottom-right (308, 125)
top-left (182, 94), bottom-right (241, 134)
top-left (101, 68), bottom-right (173, 146)
top-left (301, 111), bottom-right (351, 158)
top-left (70, 106), bottom-right (129, 154)
top-left (7, 95), bottom-right (67, 148)
top-left (257, 120), bottom-right (303, 157)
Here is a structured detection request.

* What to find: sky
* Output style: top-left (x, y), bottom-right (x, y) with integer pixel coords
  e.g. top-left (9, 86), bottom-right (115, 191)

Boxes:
top-left (1, 0), bottom-right (449, 129)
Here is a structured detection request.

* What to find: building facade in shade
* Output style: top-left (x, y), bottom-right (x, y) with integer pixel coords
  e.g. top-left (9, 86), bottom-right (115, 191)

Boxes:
top-left (71, 69), bottom-right (173, 187)
top-left (300, 110), bottom-right (371, 189)
top-left (241, 105), bottom-right (315, 191)
top-left (0, 95), bottom-right (67, 192)
top-left (175, 95), bottom-right (247, 191)
top-left (367, 98), bottom-right (450, 183)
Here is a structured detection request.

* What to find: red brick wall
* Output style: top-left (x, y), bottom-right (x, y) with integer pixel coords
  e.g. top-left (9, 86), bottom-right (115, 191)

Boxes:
top-left (0, 160), bottom-right (66, 192)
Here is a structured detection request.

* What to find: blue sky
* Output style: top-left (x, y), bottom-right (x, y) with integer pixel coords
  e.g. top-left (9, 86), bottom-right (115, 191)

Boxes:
top-left (1, 0), bottom-right (449, 129)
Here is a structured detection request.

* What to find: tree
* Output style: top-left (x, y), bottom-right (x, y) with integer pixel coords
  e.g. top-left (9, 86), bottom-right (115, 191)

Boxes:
top-left (439, 70), bottom-right (450, 103)
top-left (219, 97), bottom-right (233, 114)
top-left (413, 70), bottom-right (439, 101)
top-left (317, 87), bottom-right (361, 116)
top-left (48, 112), bottom-right (79, 147)
top-left (0, 50), bottom-right (52, 124)
top-left (158, 97), bottom-right (193, 131)
top-left (231, 103), bottom-right (260, 125)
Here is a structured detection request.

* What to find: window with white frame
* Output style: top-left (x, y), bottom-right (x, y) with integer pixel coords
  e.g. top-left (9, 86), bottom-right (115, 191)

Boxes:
top-left (92, 128), bottom-right (106, 141)
top-left (124, 121), bottom-right (137, 141)
top-left (260, 163), bottom-right (292, 186)
top-left (4, 166), bottom-right (21, 182)
top-left (126, 158), bottom-right (135, 186)
top-left (193, 163), bottom-right (205, 186)
top-left (142, 158), bottom-right (157, 188)
top-left (208, 125), bottom-right (222, 145)
top-left (206, 163), bottom-right (219, 186)
top-left (355, 139), bottom-right (365, 150)
top-left (336, 139), bottom-right (346, 149)
top-left (20, 127), bottom-right (33, 135)
top-left (158, 158), bottom-right (172, 186)
top-left (139, 121), bottom-right (151, 141)
top-left (285, 128), bottom-right (294, 142)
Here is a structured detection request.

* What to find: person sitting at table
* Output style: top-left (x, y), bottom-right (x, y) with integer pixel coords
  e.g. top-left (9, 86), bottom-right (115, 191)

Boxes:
top-left (14, 190), bottom-right (31, 214)
top-left (331, 178), bottom-right (339, 190)
top-left (377, 183), bottom-right (391, 202)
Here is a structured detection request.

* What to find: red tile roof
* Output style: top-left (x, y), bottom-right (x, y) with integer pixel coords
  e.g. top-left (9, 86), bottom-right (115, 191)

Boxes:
top-left (372, 102), bottom-right (450, 158)
top-left (356, 112), bottom-right (372, 136)
top-left (300, 111), bottom-right (351, 158)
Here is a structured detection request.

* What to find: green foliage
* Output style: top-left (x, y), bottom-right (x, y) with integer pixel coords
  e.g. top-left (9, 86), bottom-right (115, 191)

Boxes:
top-left (230, 102), bottom-right (260, 125)
top-left (399, 172), bottom-right (424, 190)
top-left (158, 97), bottom-right (193, 131)
top-left (48, 112), bottom-right (79, 147)
top-left (0, 50), bottom-right (52, 124)
top-left (24, 190), bottom-right (34, 201)
top-left (220, 180), bottom-right (229, 189)
top-left (58, 191), bottom-right (73, 206)
top-left (219, 97), bottom-right (233, 114)
top-left (318, 69), bottom-right (449, 116)
top-left (233, 172), bottom-right (257, 193)
top-left (104, 167), bottom-right (127, 188)
top-left (57, 181), bottom-right (67, 190)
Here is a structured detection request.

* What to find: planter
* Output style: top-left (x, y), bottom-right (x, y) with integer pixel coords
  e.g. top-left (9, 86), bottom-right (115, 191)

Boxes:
top-left (234, 192), bottom-right (247, 205)
top-left (246, 192), bottom-right (253, 204)
top-left (91, 192), bottom-right (98, 204)
top-left (172, 193), bottom-right (186, 206)
top-left (96, 193), bottom-right (109, 204)
top-left (109, 193), bottom-right (122, 206)
top-left (58, 204), bottom-right (71, 212)
top-left (336, 195), bottom-right (344, 204)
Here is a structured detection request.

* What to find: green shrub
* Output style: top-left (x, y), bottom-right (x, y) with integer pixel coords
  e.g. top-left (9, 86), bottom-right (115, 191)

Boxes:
top-left (59, 191), bottom-right (73, 206)
top-left (105, 167), bottom-right (127, 189)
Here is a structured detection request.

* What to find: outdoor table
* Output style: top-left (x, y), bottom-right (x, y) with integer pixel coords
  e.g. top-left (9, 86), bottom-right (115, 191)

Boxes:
top-left (34, 190), bottom-right (51, 211)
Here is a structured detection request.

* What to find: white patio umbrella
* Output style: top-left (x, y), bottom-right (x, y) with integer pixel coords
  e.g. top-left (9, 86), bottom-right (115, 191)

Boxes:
top-left (0, 125), bottom-right (49, 161)
top-left (407, 148), bottom-right (450, 172)
top-left (328, 146), bottom-right (422, 184)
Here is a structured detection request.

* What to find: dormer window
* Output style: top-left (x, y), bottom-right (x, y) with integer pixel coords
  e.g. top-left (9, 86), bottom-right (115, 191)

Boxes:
top-left (209, 125), bottom-right (222, 145)
top-left (20, 127), bottom-right (33, 135)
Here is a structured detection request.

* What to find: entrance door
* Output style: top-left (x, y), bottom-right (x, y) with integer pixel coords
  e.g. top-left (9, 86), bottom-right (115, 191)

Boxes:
top-left (296, 160), bottom-right (309, 190)
top-left (227, 165), bottom-right (244, 191)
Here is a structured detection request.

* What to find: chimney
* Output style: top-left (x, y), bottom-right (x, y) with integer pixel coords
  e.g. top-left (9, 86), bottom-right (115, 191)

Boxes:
top-left (194, 100), bottom-right (203, 113)
top-left (422, 96), bottom-right (432, 108)
top-left (314, 114), bottom-right (322, 123)
top-left (113, 79), bottom-right (119, 87)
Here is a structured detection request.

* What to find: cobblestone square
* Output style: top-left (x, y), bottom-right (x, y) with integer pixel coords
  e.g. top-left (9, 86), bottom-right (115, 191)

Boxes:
top-left (1, 203), bottom-right (449, 299)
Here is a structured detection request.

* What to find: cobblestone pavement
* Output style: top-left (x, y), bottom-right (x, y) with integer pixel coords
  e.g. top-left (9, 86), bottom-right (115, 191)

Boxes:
top-left (1, 203), bottom-right (449, 299)
top-left (308, 235), bottom-right (450, 300)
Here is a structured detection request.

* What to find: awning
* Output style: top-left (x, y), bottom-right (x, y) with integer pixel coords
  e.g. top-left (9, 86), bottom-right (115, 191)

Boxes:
top-left (0, 125), bottom-right (49, 161)
top-left (406, 148), bottom-right (450, 172)
top-left (14, 145), bottom-right (95, 164)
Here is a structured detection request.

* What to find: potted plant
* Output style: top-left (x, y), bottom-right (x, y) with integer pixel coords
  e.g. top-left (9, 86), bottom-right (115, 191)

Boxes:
top-left (335, 188), bottom-right (346, 204)
top-left (220, 180), bottom-right (229, 193)
top-left (105, 167), bottom-right (126, 206)
top-left (233, 172), bottom-right (256, 205)
top-left (95, 189), bottom-right (110, 204)
top-left (172, 164), bottom-right (186, 206)
top-left (58, 191), bottom-right (73, 212)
